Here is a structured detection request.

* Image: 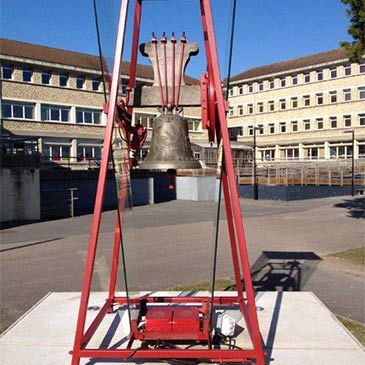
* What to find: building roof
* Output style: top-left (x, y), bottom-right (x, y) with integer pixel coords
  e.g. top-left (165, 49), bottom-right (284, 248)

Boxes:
top-left (229, 48), bottom-right (349, 83)
top-left (0, 38), bottom-right (198, 84)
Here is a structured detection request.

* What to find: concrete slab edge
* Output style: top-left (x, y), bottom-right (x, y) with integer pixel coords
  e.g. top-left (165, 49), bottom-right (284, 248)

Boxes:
top-left (0, 292), bottom-right (52, 339)
top-left (309, 292), bottom-right (365, 351)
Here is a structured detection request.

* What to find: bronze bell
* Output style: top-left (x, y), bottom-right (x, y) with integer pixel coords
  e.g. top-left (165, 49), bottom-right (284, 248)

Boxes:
top-left (139, 112), bottom-right (201, 171)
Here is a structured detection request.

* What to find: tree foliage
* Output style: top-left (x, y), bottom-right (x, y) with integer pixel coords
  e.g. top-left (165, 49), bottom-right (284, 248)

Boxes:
top-left (339, 0), bottom-right (365, 63)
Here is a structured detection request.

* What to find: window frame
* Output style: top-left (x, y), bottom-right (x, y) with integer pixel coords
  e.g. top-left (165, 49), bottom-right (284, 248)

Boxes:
top-left (329, 90), bottom-right (337, 103)
top-left (316, 93), bottom-right (323, 105)
top-left (1, 100), bottom-right (35, 120)
top-left (76, 75), bottom-right (85, 89)
top-left (76, 107), bottom-right (102, 125)
top-left (330, 67), bottom-right (337, 78)
top-left (41, 104), bottom-right (70, 122)
top-left (41, 70), bottom-right (51, 85)
top-left (1, 64), bottom-right (13, 79)
top-left (59, 73), bottom-right (69, 87)
top-left (22, 67), bottom-right (32, 82)
top-left (343, 88), bottom-right (351, 102)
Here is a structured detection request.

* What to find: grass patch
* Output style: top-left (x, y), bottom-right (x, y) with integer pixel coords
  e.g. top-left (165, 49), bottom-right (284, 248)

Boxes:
top-left (329, 247), bottom-right (365, 266)
top-left (337, 316), bottom-right (365, 347)
top-left (171, 278), bottom-right (235, 292)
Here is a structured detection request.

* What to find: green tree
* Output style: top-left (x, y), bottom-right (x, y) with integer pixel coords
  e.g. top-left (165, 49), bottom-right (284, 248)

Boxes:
top-left (339, 0), bottom-right (365, 63)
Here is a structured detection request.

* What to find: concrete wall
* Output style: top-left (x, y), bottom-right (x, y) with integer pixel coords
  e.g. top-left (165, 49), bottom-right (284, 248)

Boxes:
top-left (1, 168), bottom-right (41, 222)
top-left (176, 176), bottom-right (217, 201)
top-left (238, 185), bottom-right (356, 201)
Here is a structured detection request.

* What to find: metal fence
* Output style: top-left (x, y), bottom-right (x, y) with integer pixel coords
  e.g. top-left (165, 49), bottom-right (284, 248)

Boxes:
top-left (237, 160), bottom-right (365, 187)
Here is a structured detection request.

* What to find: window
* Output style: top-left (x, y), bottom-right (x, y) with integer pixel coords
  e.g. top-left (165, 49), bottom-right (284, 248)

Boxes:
top-left (291, 75), bottom-right (298, 85)
top-left (304, 73), bottom-right (310, 83)
top-left (280, 77), bottom-right (286, 87)
top-left (1, 64), bottom-right (13, 79)
top-left (22, 67), bottom-right (32, 82)
top-left (1, 100), bottom-right (34, 119)
top-left (303, 95), bottom-right (310, 106)
top-left (257, 124), bottom-right (264, 135)
top-left (279, 99), bottom-right (286, 110)
top-left (248, 84), bottom-right (254, 93)
top-left (43, 141), bottom-right (71, 161)
top-left (269, 79), bottom-right (274, 89)
top-left (228, 106), bottom-right (234, 117)
top-left (358, 86), bottom-right (365, 99)
top-left (41, 104), bottom-right (70, 122)
top-left (42, 71), bottom-right (51, 84)
top-left (248, 125), bottom-right (254, 136)
top-left (329, 91), bottom-right (337, 103)
top-left (317, 70), bottom-right (323, 81)
top-left (237, 105), bottom-right (244, 116)
top-left (344, 64), bottom-right (351, 76)
top-left (59, 73), bottom-right (69, 87)
top-left (291, 120), bottom-right (298, 132)
top-left (303, 119), bottom-right (311, 130)
top-left (263, 150), bottom-right (275, 161)
top-left (330, 116), bottom-right (337, 128)
top-left (76, 75), bottom-right (85, 89)
top-left (316, 118), bottom-right (323, 129)
top-left (284, 148), bottom-right (299, 160)
top-left (258, 82), bottom-right (264, 91)
top-left (248, 104), bottom-right (253, 114)
top-left (280, 122), bottom-right (286, 133)
top-left (330, 67), bottom-right (337, 78)
top-left (76, 107), bottom-right (101, 125)
top-left (316, 93), bottom-right (323, 105)
top-left (268, 100), bottom-right (275, 111)
top-left (306, 147), bottom-right (318, 160)
top-left (343, 88), bottom-right (351, 102)
top-left (77, 144), bottom-right (102, 161)
top-left (228, 88), bottom-right (233, 97)
top-left (359, 113), bottom-right (365, 126)
top-left (359, 62), bottom-right (365, 73)
top-left (187, 118), bottom-right (201, 131)
top-left (344, 115), bottom-right (351, 127)
top-left (238, 85), bottom-right (243, 95)
top-left (291, 97), bottom-right (298, 108)
top-left (269, 123), bottom-right (275, 134)
top-left (258, 102), bottom-right (264, 113)
top-left (229, 127), bottom-right (243, 140)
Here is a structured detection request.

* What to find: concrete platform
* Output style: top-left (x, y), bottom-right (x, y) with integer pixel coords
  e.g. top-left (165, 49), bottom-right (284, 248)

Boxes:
top-left (0, 292), bottom-right (364, 364)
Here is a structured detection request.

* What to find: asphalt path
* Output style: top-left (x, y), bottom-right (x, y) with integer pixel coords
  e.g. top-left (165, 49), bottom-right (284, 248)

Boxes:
top-left (0, 195), bottom-right (364, 330)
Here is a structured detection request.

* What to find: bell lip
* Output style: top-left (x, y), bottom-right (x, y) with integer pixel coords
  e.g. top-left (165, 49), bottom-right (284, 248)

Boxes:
top-left (138, 160), bottom-right (202, 171)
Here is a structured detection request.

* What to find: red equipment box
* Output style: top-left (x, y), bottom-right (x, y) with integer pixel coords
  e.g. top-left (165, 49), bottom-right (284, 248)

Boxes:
top-left (145, 307), bottom-right (173, 333)
top-left (172, 307), bottom-right (200, 333)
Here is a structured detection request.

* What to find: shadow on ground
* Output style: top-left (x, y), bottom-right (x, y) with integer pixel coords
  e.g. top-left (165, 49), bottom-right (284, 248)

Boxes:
top-left (334, 197), bottom-right (365, 219)
top-left (225, 251), bottom-right (322, 292)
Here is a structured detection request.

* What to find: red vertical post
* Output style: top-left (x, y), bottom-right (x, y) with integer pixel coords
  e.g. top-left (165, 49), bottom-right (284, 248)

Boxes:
top-left (71, 1), bottom-right (131, 364)
top-left (200, 0), bottom-right (264, 363)
top-left (126, 0), bottom-right (142, 114)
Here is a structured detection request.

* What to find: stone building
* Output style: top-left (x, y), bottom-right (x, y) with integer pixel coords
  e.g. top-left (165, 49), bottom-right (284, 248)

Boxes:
top-left (227, 49), bottom-right (365, 164)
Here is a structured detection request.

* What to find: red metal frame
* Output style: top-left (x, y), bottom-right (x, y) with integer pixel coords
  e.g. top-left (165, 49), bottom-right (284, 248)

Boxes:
top-left (70, 1), bottom-right (265, 364)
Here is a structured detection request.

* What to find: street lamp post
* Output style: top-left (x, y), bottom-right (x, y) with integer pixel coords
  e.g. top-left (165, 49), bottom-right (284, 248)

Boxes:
top-left (253, 126), bottom-right (259, 200)
top-left (343, 130), bottom-right (355, 196)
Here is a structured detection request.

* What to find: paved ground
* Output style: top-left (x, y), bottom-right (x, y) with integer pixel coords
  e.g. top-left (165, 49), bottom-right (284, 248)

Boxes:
top-left (0, 195), bottom-right (364, 330)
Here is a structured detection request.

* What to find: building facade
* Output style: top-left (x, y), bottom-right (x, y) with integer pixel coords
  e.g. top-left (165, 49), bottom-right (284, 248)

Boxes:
top-left (227, 49), bottom-right (365, 164)
top-left (0, 38), bottom-right (205, 168)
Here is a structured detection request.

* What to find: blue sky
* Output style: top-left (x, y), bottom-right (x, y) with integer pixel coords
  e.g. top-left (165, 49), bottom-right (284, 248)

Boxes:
top-left (1, 0), bottom-right (351, 78)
